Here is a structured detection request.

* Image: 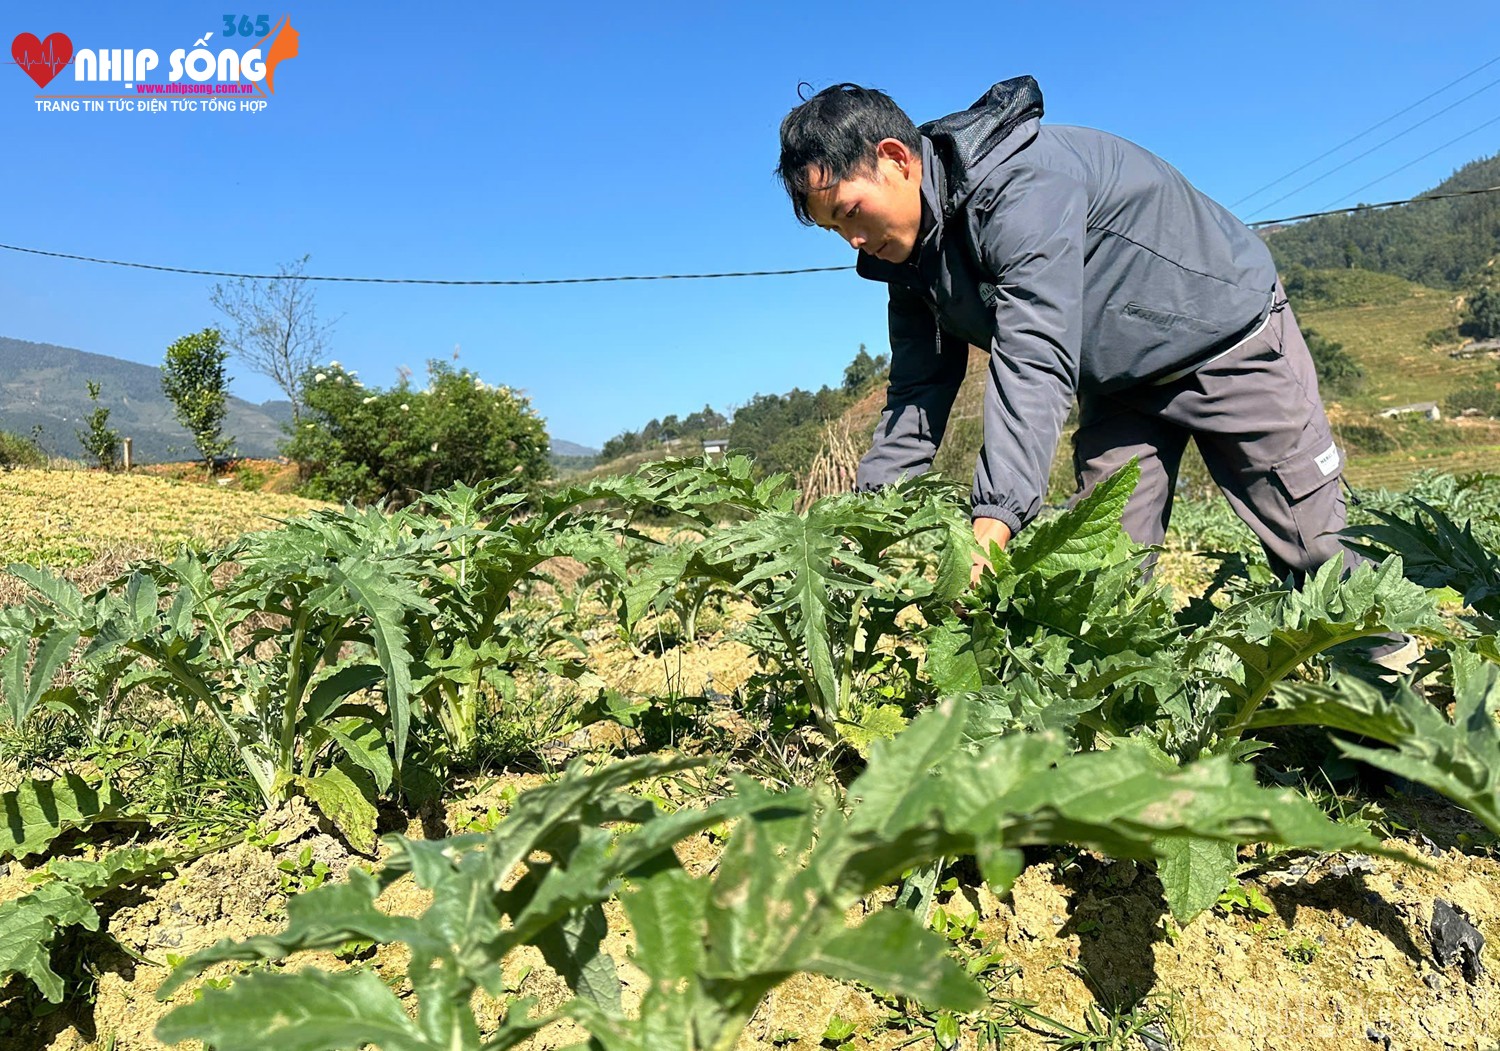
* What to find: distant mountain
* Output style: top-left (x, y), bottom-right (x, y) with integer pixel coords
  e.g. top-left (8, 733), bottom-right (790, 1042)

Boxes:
top-left (1264, 150), bottom-right (1500, 289)
top-left (0, 337), bottom-right (292, 462)
top-left (548, 438), bottom-right (599, 476)
top-left (551, 439), bottom-right (599, 459)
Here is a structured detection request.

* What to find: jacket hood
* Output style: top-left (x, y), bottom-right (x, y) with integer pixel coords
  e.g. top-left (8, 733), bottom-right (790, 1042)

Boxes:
top-left (921, 76), bottom-right (1044, 216)
top-left (855, 76), bottom-right (1044, 286)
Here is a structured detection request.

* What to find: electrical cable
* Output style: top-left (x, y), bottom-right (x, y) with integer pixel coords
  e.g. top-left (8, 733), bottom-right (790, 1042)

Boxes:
top-left (4, 187), bottom-right (1500, 283)
top-left (0, 246), bottom-right (854, 283)
top-left (1244, 183), bottom-right (1500, 226)
top-left (1245, 73), bottom-right (1500, 220)
top-left (1322, 114), bottom-right (1500, 209)
top-left (1228, 53), bottom-right (1500, 209)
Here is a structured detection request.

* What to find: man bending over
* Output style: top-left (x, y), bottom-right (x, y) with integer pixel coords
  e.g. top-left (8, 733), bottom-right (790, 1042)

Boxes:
top-left (777, 77), bottom-right (1366, 598)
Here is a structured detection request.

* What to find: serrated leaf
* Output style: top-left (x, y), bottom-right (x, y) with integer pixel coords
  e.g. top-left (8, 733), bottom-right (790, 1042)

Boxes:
top-left (1255, 681), bottom-right (1417, 741)
top-left (1010, 460), bottom-right (1139, 577)
top-left (997, 743), bottom-right (1386, 865)
top-left (6, 565), bottom-right (84, 621)
top-left (46, 845), bottom-right (177, 894)
top-left (1344, 499), bottom-right (1500, 619)
top-left (318, 560), bottom-right (426, 769)
top-left (846, 698), bottom-right (968, 840)
top-left (1189, 555), bottom-right (1443, 736)
top-left (805, 909), bottom-right (984, 1012)
top-left (533, 903), bottom-right (621, 1013)
top-left (156, 968), bottom-right (430, 1051)
top-left (839, 703), bottom-right (908, 756)
top-left (617, 858), bottom-right (706, 1046)
top-left (914, 496), bottom-right (975, 604)
top-left (303, 662), bottom-right (386, 727)
top-left (1155, 837), bottom-right (1237, 925)
top-left (0, 880), bottom-right (98, 1002)
top-left (1306, 653), bottom-right (1500, 834)
top-left (619, 545), bottom-right (693, 631)
top-left (326, 717), bottom-right (394, 792)
top-left (0, 623), bottom-right (79, 726)
top-left (300, 763), bottom-right (379, 853)
top-left (923, 619), bottom-right (982, 697)
top-left (727, 512), bottom-right (854, 715)
top-left (702, 783), bottom-right (816, 979)
top-left (0, 775), bottom-right (120, 861)
top-left (124, 572), bottom-right (159, 628)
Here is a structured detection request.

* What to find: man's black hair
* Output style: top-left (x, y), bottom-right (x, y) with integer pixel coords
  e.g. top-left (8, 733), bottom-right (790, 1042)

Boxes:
top-left (776, 83), bottom-right (920, 226)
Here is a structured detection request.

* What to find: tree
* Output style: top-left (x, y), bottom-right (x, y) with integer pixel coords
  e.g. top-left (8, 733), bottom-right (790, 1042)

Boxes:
top-left (75, 380), bottom-right (121, 469)
top-left (1305, 327), bottom-right (1364, 400)
top-left (211, 254), bottom-right (335, 423)
top-left (842, 344), bottom-right (888, 393)
top-left (162, 329), bottom-right (234, 470)
top-left (1462, 285), bottom-right (1500, 340)
top-left (600, 430), bottom-right (644, 461)
top-left (682, 404), bottom-right (727, 434)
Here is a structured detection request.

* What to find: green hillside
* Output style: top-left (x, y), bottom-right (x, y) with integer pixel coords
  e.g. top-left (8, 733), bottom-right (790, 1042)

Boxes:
top-left (1297, 287), bottom-right (1483, 410)
top-left (1263, 150), bottom-right (1500, 289)
top-left (0, 336), bottom-right (292, 463)
top-left (922, 268), bottom-right (1499, 497)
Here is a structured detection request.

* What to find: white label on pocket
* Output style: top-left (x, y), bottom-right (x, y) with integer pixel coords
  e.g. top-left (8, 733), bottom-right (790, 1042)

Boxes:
top-left (1314, 443), bottom-right (1340, 477)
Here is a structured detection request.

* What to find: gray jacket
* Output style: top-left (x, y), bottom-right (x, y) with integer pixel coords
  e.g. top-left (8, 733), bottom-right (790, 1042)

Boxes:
top-left (854, 76), bottom-right (1278, 533)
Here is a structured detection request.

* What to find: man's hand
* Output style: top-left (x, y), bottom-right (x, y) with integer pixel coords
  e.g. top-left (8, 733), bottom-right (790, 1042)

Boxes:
top-left (971, 516), bottom-right (1012, 585)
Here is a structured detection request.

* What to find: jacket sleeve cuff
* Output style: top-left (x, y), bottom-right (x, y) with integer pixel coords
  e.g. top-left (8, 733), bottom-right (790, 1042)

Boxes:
top-left (970, 504), bottom-right (1023, 535)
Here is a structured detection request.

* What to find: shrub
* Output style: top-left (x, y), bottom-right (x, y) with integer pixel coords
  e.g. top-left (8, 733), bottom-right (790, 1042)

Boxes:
top-left (284, 359), bottom-right (550, 504)
top-left (0, 429), bottom-right (46, 470)
top-left (1425, 324), bottom-right (1461, 348)
top-left (1461, 285), bottom-right (1500, 340)
top-left (1446, 382), bottom-right (1500, 419)
top-left (1336, 422), bottom-right (1399, 454)
top-left (1305, 327), bottom-right (1364, 399)
top-left (75, 380), bottom-right (120, 470)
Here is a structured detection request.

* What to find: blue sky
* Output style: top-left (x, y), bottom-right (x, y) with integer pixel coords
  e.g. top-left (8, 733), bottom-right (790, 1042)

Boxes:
top-left (3, 2), bottom-right (1499, 449)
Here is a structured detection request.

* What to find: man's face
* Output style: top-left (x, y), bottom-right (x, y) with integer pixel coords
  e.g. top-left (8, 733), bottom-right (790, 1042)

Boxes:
top-left (804, 139), bottom-right (923, 263)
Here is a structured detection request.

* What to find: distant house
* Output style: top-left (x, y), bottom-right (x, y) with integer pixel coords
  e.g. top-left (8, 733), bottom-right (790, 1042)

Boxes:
top-left (701, 437), bottom-right (729, 458)
top-left (1376, 402), bottom-right (1441, 421)
top-left (1451, 339), bottom-right (1500, 359)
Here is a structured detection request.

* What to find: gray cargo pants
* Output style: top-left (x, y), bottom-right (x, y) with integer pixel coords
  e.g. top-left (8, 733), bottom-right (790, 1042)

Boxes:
top-left (1071, 284), bottom-right (1353, 584)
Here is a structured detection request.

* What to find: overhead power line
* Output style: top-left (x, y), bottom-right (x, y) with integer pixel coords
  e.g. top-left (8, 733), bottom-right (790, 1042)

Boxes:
top-left (0, 246), bottom-right (853, 283)
top-left (1322, 113), bottom-right (1500, 209)
top-left (1245, 72), bottom-right (1500, 220)
top-left (1245, 184), bottom-right (1500, 226)
top-left (4, 186), bottom-right (1500, 285)
top-left (1229, 53), bottom-right (1500, 209)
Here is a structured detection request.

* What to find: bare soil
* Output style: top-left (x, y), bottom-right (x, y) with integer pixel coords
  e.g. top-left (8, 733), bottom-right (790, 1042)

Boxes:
top-left (7, 777), bottom-right (1499, 1051)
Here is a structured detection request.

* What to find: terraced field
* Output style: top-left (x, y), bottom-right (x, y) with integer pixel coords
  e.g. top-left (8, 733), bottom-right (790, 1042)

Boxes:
top-left (0, 469), bottom-right (323, 595)
top-left (1300, 291), bottom-right (1492, 412)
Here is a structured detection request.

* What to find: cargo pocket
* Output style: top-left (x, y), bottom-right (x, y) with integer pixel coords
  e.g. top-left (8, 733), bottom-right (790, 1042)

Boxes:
top-left (1271, 437), bottom-right (1346, 561)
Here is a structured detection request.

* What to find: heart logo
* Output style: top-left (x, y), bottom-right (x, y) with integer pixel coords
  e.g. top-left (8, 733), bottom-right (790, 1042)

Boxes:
top-left (11, 32), bottom-right (73, 90)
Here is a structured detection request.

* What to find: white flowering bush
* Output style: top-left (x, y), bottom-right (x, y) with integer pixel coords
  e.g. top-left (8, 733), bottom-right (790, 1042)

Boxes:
top-left (284, 360), bottom-right (550, 504)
